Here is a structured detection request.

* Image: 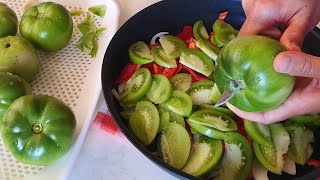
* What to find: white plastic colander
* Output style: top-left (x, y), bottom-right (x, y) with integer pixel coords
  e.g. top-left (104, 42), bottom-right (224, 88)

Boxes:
top-left (0, 0), bottom-right (120, 179)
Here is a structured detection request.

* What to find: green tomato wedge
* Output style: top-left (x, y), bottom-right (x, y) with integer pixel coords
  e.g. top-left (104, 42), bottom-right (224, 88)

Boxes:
top-left (179, 48), bottom-right (214, 77)
top-left (209, 83), bottom-right (222, 104)
top-left (151, 45), bottom-right (177, 68)
top-left (286, 114), bottom-right (320, 129)
top-left (158, 106), bottom-right (185, 128)
top-left (193, 20), bottom-right (209, 41)
top-left (70, 9), bottom-right (84, 16)
top-left (160, 90), bottom-right (192, 117)
top-left (157, 107), bottom-right (170, 133)
top-left (187, 119), bottom-right (226, 140)
top-left (158, 122), bottom-right (191, 169)
top-left (120, 68), bottom-right (152, 104)
top-left (196, 39), bottom-right (221, 61)
top-left (212, 19), bottom-right (234, 32)
top-left (269, 123), bottom-right (290, 155)
top-left (88, 5), bottom-right (106, 18)
top-left (198, 104), bottom-right (235, 117)
top-left (214, 28), bottom-right (239, 48)
top-left (188, 109), bottom-right (237, 132)
top-left (220, 132), bottom-right (252, 180)
top-left (169, 73), bottom-right (192, 92)
top-left (186, 80), bottom-right (214, 105)
top-left (159, 35), bottom-right (187, 58)
top-left (253, 143), bottom-right (283, 175)
top-left (146, 74), bottom-right (173, 104)
top-left (120, 108), bottom-right (135, 121)
top-left (285, 124), bottom-right (314, 165)
top-left (182, 136), bottom-right (223, 177)
top-left (129, 41), bottom-right (154, 64)
top-left (129, 101), bottom-right (160, 146)
top-left (244, 120), bottom-right (273, 147)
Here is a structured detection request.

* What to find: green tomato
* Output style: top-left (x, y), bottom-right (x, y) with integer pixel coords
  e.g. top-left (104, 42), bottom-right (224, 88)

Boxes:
top-left (20, 2), bottom-right (73, 52)
top-left (0, 3), bottom-right (18, 38)
top-left (1, 95), bottom-right (76, 166)
top-left (0, 72), bottom-right (32, 121)
top-left (0, 36), bottom-right (40, 82)
top-left (214, 35), bottom-right (295, 112)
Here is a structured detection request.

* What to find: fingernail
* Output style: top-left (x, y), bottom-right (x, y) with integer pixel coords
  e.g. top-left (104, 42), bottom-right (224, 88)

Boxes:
top-left (274, 54), bottom-right (292, 73)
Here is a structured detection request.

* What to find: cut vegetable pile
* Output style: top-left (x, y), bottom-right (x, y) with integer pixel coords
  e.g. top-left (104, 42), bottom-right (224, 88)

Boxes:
top-left (112, 12), bottom-right (320, 180)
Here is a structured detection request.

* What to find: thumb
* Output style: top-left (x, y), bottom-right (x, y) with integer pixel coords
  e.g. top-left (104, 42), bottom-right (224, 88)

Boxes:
top-left (273, 51), bottom-right (320, 78)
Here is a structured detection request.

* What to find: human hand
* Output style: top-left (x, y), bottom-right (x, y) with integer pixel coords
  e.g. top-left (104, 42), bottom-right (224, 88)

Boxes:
top-left (227, 0), bottom-right (320, 124)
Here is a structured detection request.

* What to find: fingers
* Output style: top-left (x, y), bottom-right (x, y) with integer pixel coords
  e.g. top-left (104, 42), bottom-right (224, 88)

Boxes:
top-left (238, 16), bottom-right (267, 36)
top-left (273, 51), bottom-right (320, 78)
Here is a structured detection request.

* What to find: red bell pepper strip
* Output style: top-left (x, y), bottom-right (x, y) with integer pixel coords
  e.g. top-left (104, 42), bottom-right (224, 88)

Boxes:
top-left (153, 63), bottom-right (163, 74)
top-left (162, 68), bottom-right (177, 78)
top-left (181, 65), bottom-right (210, 82)
top-left (177, 25), bottom-right (194, 43)
top-left (148, 43), bottom-right (160, 49)
top-left (218, 11), bottom-right (228, 20)
top-left (307, 159), bottom-right (320, 167)
top-left (115, 62), bottom-right (140, 84)
top-left (174, 61), bottom-right (183, 74)
top-left (209, 32), bottom-right (215, 40)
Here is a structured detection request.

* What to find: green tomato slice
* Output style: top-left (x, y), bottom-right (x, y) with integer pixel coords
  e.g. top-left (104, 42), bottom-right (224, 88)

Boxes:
top-left (179, 48), bottom-right (214, 77)
top-left (198, 104), bottom-right (235, 117)
top-left (146, 74), bottom-right (173, 104)
top-left (129, 41), bottom-right (154, 64)
top-left (186, 80), bottom-right (214, 105)
top-left (182, 136), bottom-right (223, 177)
top-left (157, 107), bottom-right (170, 133)
top-left (188, 109), bottom-right (237, 132)
top-left (269, 123), bottom-right (290, 155)
top-left (244, 120), bottom-right (273, 147)
top-left (158, 122), bottom-right (191, 169)
top-left (212, 19), bottom-right (234, 32)
top-left (158, 105), bottom-right (185, 129)
top-left (151, 45), bottom-right (177, 68)
top-left (196, 39), bottom-right (221, 61)
top-left (120, 68), bottom-right (152, 104)
top-left (88, 5), bottom-right (106, 17)
top-left (286, 114), bottom-right (320, 129)
top-left (160, 90), bottom-right (192, 117)
top-left (159, 35), bottom-right (187, 58)
top-left (209, 83), bottom-right (222, 104)
top-left (187, 119), bottom-right (226, 140)
top-left (169, 73), bottom-right (192, 92)
top-left (214, 28), bottom-right (239, 48)
top-left (193, 20), bottom-right (209, 41)
top-left (220, 132), bottom-right (252, 180)
top-left (285, 124), bottom-right (314, 165)
top-left (129, 101), bottom-right (160, 146)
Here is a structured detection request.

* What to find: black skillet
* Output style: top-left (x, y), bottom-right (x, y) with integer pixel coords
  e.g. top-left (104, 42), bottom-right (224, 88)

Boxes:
top-left (101, 0), bottom-right (320, 179)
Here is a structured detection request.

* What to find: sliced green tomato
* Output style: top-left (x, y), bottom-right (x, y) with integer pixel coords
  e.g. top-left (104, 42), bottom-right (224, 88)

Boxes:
top-left (169, 73), bottom-right (192, 92)
top-left (70, 9), bottom-right (84, 16)
top-left (287, 114), bottom-right (320, 129)
top-left (159, 35), bottom-right (186, 58)
top-left (120, 68), bottom-right (152, 104)
top-left (187, 119), bottom-right (225, 140)
top-left (193, 20), bottom-right (209, 41)
top-left (158, 106), bottom-right (185, 128)
top-left (179, 48), bottom-right (214, 77)
top-left (158, 122), bottom-right (191, 169)
top-left (188, 109), bottom-right (237, 132)
top-left (186, 80), bottom-right (214, 105)
top-left (209, 83), bottom-right (222, 104)
top-left (198, 104), bottom-right (235, 117)
top-left (120, 107), bottom-right (135, 121)
top-left (190, 127), bottom-right (200, 135)
top-left (151, 45), bottom-right (177, 68)
top-left (88, 5), bottom-right (107, 17)
top-left (269, 123), bottom-right (290, 155)
top-left (160, 90), bottom-right (192, 117)
top-left (196, 39), bottom-right (221, 61)
top-left (129, 41), bottom-right (154, 64)
top-left (220, 133), bottom-right (252, 180)
top-left (214, 28), bottom-right (239, 47)
top-left (285, 124), bottom-right (314, 165)
top-left (146, 74), bottom-right (173, 104)
top-left (244, 120), bottom-right (273, 147)
top-left (210, 34), bottom-right (218, 46)
top-left (253, 142), bottom-right (283, 175)
top-left (157, 108), bottom-right (170, 133)
top-left (129, 101), bottom-right (160, 146)
top-left (182, 136), bottom-right (223, 177)
top-left (212, 19), bottom-right (234, 32)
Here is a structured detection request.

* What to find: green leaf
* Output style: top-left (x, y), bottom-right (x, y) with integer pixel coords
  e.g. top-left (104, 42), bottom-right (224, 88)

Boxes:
top-left (88, 5), bottom-right (106, 17)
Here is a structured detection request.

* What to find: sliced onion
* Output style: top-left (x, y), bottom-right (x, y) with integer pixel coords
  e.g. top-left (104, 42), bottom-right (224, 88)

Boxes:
top-left (252, 158), bottom-right (269, 180)
top-left (118, 82), bottom-right (126, 94)
top-left (283, 158), bottom-right (296, 175)
top-left (111, 89), bottom-right (120, 101)
top-left (150, 32), bottom-right (169, 45)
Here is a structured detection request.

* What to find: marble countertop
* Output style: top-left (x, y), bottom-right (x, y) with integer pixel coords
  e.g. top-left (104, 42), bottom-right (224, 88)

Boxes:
top-left (68, 1), bottom-right (320, 180)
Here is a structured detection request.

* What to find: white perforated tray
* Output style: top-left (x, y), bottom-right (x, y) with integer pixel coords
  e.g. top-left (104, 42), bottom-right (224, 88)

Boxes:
top-left (0, 0), bottom-right (120, 179)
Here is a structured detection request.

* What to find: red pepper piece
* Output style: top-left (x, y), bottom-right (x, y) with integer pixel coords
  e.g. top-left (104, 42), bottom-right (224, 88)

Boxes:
top-left (219, 11), bottom-right (228, 20)
top-left (174, 61), bottom-right (183, 74)
top-left (93, 112), bottom-right (120, 135)
top-left (162, 67), bottom-right (178, 78)
top-left (153, 63), bottom-right (163, 74)
top-left (149, 43), bottom-right (160, 49)
top-left (115, 62), bottom-right (140, 84)
top-left (187, 37), bottom-right (198, 49)
top-left (307, 159), bottom-right (320, 167)
top-left (177, 25), bottom-right (193, 43)
top-left (209, 31), bottom-right (215, 40)
top-left (181, 65), bottom-right (210, 82)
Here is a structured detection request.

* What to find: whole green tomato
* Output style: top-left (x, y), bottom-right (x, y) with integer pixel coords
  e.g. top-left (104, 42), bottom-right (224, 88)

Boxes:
top-left (1, 95), bottom-right (76, 166)
top-left (0, 3), bottom-right (18, 38)
top-left (0, 72), bottom-right (32, 121)
top-left (20, 2), bottom-right (73, 52)
top-left (214, 35), bottom-right (295, 112)
top-left (0, 36), bottom-right (40, 82)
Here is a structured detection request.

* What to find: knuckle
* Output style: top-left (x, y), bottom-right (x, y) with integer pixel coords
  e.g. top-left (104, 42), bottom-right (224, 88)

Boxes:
top-left (296, 57), bottom-right (313, 76)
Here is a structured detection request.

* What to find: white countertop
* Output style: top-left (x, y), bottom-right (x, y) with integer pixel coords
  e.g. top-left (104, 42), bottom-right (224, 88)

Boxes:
top-left (68, 1), bottom-right (320, 180)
